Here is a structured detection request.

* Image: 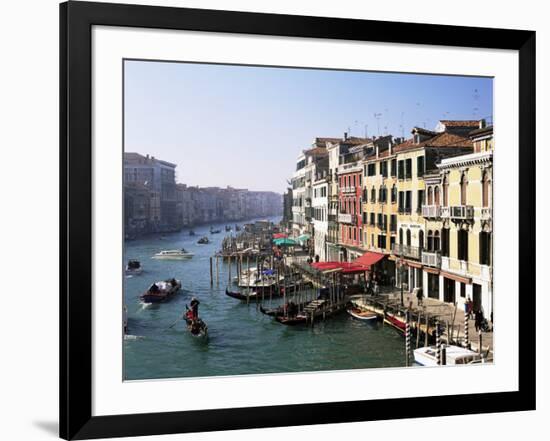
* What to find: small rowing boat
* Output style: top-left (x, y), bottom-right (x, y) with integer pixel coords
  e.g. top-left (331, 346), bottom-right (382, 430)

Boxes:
top-left (384, 310), bottom-right (407, 332)
top-left (125, 259), bottom-right (143, 275)
top-left (347, 307), bottom-right (377, 321)
top-left (185, 317), bottom-right (208, 339)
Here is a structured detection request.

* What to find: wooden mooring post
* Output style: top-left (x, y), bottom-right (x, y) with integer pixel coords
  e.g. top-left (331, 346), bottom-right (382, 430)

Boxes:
top-left (436, 321), bottom-right (442, 366)
top-left (209, 257), bottom-right (213, 286)
top-left (215, 255), bottom-right (219, 286)
top-left (405, 311), bottom-right (411, 367)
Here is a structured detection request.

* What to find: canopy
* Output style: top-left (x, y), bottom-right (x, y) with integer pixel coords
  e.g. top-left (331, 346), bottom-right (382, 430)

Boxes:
top-left (297, 234), bottom-right (311, 243)
top-left (272, 233), bottom-right (288, 239)
top-left (311, 261), bottom-right (369, 274)
top-left (273, 238), bottom-right (298, 246)
top-left (353, 252), bottom-right (386, 269)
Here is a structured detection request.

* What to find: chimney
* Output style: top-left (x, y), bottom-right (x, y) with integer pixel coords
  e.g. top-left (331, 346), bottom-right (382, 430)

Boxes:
top-left (344, 132), bottom-right (348, 141)
top-left (479, 118), bottom-right (486, 129)
top-left (388, 141), bottom-right (392, 155)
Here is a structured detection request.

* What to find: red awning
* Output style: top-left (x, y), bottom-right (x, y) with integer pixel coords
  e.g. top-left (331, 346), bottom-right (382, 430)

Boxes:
top-left (353, 252), bottom-right (386, 269)
top-left (272, 233), bottom-right (288, 239)
top-left (311, 261), bottom-right (369, 274)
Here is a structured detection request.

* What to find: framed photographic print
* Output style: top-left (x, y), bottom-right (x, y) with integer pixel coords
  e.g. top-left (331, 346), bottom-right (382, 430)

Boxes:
top-left (60, 1), bottom-right (536, 439)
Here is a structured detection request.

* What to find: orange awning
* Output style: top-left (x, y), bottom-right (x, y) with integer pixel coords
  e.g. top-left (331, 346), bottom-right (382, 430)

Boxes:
top-left (353, 252), bottom-right (386, 269)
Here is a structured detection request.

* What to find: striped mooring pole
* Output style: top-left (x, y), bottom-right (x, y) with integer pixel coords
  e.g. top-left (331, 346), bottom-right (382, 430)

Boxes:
top-left (405, 311), bottom-right (411, 367)
top-left (436, 321), bottom-right (442, 366)
top-left (464, 310), bottom-right (469, 349)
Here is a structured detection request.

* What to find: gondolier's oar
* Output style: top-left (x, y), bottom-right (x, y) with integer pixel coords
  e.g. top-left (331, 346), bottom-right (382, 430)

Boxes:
top-left (168, 316), bottom-right (183, 329)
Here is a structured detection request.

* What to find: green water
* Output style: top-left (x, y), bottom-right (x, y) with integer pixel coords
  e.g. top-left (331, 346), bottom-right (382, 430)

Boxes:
top-left (123, 218), bottom-right (406, 380)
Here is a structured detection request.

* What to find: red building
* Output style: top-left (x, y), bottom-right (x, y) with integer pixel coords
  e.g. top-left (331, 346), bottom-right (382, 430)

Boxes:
top-left (338, 166), bottom-right (363, 260)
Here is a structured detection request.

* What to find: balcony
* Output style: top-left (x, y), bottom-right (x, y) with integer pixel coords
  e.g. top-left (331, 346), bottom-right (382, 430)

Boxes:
top-left (392, 243), bottom-right (421, 260)
top-left (421, 250), bottom-right (441, 268)
top-left (422, 205), bottom-right (441, 219)
top-left (341, 186), bottom-right (356, 194)
top-left (481, 207), bottom-right (492, 221)
top-left (442, 205), bottom-right (474, 220)
top-left (338, 213), bottom-right (357, 224)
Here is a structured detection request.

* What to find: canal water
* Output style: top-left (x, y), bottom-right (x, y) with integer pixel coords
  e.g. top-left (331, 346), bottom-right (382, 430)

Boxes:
top-left (124, 218), bottom-right (406, 380)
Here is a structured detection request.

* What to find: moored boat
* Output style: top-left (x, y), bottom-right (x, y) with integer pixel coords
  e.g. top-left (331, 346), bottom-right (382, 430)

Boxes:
top-left (140, 278), bottom-right (181, 303)
top-left (347, 307), bottom-right (378, 321)
top-left (125, 259), bottom-right (143, 275)
top-left (225, 288), bottom-right (261, 301)
top-left (275, 314), bottom-right (307, 325)
top-left (413, 345), bottom-right (483, 366)
top-left (384, 310), bottom-right (407, 333)
top-left (152, 249), bottom-right (194, 260)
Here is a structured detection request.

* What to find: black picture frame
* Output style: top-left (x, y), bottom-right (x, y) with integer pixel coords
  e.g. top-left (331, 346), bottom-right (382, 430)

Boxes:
top-left (60, 1), bottom-right (536, 439)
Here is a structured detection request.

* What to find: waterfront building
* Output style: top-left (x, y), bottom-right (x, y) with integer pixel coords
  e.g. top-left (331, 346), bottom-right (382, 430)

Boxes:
top-left (124, 152), bottom-right (178, 231)
top-left (392, 124), bottom-right (474, 293)
top-left (431, 122), bottom-right (493, 317)
top-left (312, 167), bottom-right (329, 261)
top-left (336, 136), bottom-right (372, 261)
top-left (326, 139), bottom-right (343, 261)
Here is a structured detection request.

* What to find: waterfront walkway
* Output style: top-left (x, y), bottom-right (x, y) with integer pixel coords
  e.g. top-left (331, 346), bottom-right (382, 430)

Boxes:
top-left (354, 289), bottom-right (493, 354)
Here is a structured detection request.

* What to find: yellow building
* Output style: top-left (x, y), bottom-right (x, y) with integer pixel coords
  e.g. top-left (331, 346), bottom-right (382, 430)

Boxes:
top-left (434, 123), bottom-right (493, 318)
top-left (393, 126), bottom-right (473, 292)
top-left (361, 138), bottom-right (398, 255)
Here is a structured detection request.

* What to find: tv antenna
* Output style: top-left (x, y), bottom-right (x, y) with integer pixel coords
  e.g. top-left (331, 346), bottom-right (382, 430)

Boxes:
top-left (374, 112), bottom-right (382, 135)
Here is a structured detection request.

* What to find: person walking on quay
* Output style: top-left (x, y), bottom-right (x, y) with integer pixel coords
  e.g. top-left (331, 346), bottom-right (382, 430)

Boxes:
top-left (474, 308), bottom-right (484, 333)
top-left (416, 287), bottom-right (424, 307)
top-left (465, 296), bottom-right (473, 318)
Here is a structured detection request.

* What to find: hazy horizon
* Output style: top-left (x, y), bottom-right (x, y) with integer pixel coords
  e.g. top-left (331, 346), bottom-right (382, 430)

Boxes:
top-left (124, 60), bottom-right (493, 193)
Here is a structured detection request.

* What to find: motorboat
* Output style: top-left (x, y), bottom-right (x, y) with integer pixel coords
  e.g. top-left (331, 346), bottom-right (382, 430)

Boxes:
top-left (152, 249), bottom-right (194, 259)
top-left (197, 236), bottom-right (210, 244)
top-left (189, 229), bottom-right (196, 236)
top-left (140, 279), bottom-right (182, 303)
top-left (210, 227), bottom-right (221, 234)
top-left (413, 345), bottom-right (483, 366)
top-left (347, 307), bottom-right (377, 321)
top-left (125, 259), bottom-right (143, 275)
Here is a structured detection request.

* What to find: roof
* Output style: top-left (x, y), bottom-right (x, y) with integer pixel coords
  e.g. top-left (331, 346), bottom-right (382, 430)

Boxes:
top-left (314, 137), bottom-right (342, 146)
top-left (469, 125), bottom-right (493, 138)
top-left (310, 261), bottom-right (369, 274)
top-left (394, 132), bottom-right (473, 153)
top-left (439, 120), bottom-right (480, 128)
top-left (304, 146), bottom-right (329, 157)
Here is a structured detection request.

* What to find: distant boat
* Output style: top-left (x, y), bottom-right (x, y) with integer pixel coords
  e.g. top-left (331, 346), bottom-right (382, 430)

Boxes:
top-left (189, 230), bottom-right (196, 236)
top-left (235, 225), bottom-right (241, 231)
top-left (125, 260), bottom-right (143, 275)
top-left (184, 316), bottom-right (208, 339)
top-left (210, 227), bottom-right (221, 234)
top-left (140, 279), bottom-right (181, 303)
top-left (197, 236), bottom-right (210, 244)
top-left (152, 249), bottom-right (194, 260)
top-left (225, 225), bottom-right (232, 232)
top-left (414, 345), bottom-right (483, 366)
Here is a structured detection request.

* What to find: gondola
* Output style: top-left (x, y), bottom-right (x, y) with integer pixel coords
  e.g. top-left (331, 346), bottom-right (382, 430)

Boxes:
top-left (197, 236), bottom-right (210, 244)
top-left (275, 314), bottom-right (307, 326)
top-left (185, 316), bottom-right (208, 338)
top-left (225, 225), bottom-right (232, 232)
top-left (259, 301), bottom-right (307, 317)
top-left (225, 288), bottom-right (261, 301)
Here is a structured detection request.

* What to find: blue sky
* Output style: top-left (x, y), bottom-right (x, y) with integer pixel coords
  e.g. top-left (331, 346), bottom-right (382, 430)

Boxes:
top-left (124, 60), bottom-right (493, 193)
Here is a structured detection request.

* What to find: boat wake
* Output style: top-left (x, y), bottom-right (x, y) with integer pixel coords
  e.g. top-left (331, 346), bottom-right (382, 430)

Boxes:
top-left (124, 334), bottom-right (145, 341)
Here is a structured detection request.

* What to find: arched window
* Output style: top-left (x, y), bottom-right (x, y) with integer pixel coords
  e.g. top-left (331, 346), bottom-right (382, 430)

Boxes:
top-left (371, 187), bottom-right (376, 203)
top-left (391, 184), bottom-right (397, 203)
top-left (434, 186), bottom-right (440, 205)
top-left (442, 176), bottom-right (449, 206)
top-left (427, 230), bottom-right (433, 251)
top-left (482, 171), bottom-right (490, 207)
top-left (460, 173), bottom-right (468, 205)
top-left (399, 228), bottom-right (403, 244)
top-left (434, 231), bottom-right (441, 251)
top-left (419, 230), bottom-right (424, 250)
top-left (406, 229), bottom-right (411, 246)
top-left (427, 187), bottom-right (433, 205)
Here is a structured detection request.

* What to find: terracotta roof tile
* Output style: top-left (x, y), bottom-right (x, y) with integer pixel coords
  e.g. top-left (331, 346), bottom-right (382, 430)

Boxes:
top-left (440, 120), bottom-right (480, 128)
top-left (394, 132), bottom-right (472, 153)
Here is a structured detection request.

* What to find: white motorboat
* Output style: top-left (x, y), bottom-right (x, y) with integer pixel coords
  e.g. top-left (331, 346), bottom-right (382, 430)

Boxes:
top-left (414, 345), bottom-right (483, 366)
top-left (347, 307), bottom-right (377, 321)
top-left (152, 249), bottom-right (194, 260)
